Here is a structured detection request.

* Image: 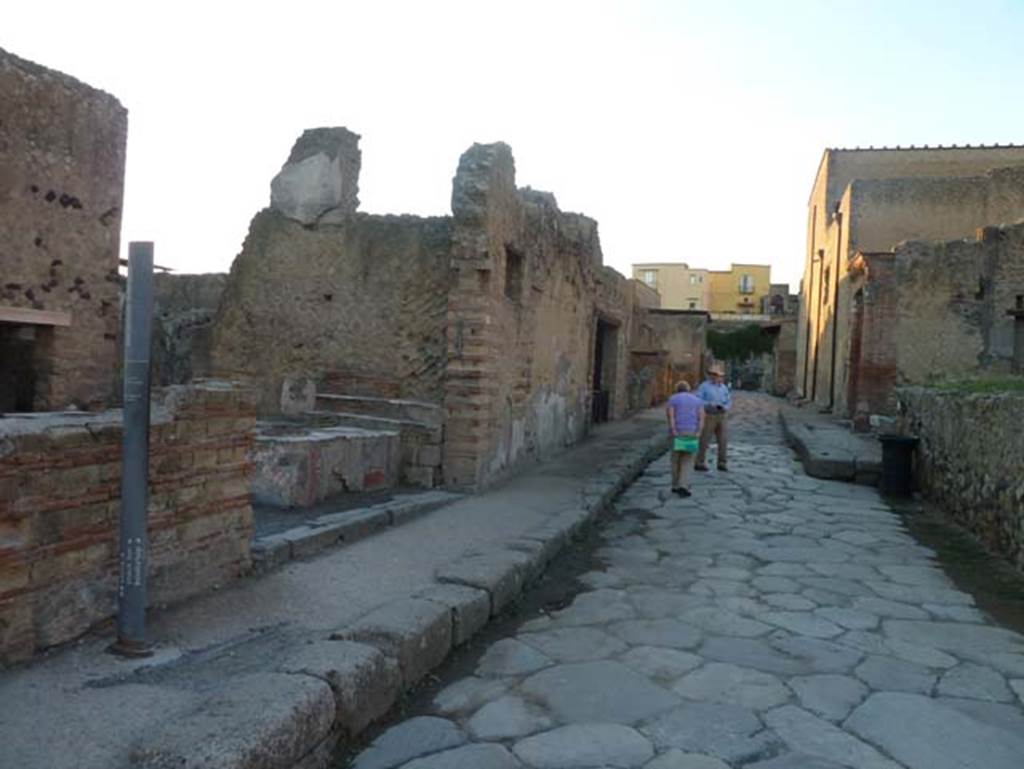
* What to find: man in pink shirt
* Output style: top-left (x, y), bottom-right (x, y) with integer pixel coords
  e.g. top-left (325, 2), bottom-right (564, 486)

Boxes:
top-left (666, 380), bottom-right (706, 497)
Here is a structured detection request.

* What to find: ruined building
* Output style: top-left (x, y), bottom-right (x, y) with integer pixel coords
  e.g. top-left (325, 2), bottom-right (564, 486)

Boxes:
top-left (1, 49), bottom-right (256, 663)
top-left (209, 128), bottom-right (707, 490)
top-left (0, 48), bottom-right (126, 412)
top-left (797, 145), bottom-right (1024, 422)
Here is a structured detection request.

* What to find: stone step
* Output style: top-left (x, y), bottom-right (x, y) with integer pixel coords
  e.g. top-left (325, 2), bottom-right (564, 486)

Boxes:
top-left (316, 393), bottom-right (442, 426)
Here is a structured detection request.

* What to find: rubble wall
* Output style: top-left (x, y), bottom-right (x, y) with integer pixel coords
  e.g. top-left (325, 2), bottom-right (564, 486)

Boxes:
top-left (210, 210), bottom-right (452, 412)
top-left (0, 382), bottom-right (255, 663)
top-left (0, 48), bottom-right (127, 410)
top-left (898, 387), bottom-right (1024, 571)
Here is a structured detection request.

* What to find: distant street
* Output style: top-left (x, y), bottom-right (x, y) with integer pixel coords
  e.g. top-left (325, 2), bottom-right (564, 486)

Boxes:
top-left (346, 393), bottom-right (1024, 769)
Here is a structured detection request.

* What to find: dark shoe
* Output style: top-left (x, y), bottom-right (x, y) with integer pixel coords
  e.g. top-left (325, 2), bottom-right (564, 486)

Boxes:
top-left (671, 487), bottom-right (684, 496)
top-left (694, 464), bottom-right (709, 472)
top-left (717, 465), bottom-right (728, 472)
top-left (680, 487), bottom-right (692, 497)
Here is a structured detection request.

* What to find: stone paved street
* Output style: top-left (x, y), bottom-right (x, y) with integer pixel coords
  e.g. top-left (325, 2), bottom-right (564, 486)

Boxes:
top-left (346, 393), bottom-right (1024, 769)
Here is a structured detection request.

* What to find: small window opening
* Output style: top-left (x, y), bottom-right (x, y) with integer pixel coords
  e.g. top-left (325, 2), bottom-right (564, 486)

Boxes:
top-left (505, 246), bottom-right (524, 301)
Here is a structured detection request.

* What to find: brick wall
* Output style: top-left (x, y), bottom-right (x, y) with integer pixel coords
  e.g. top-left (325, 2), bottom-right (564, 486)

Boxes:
top-left (0, 48), bottom-right (127, 411)
top-left (0, 381), bottom-right (255, 664)
top-left (898, 387), bottom-right (1024, 572)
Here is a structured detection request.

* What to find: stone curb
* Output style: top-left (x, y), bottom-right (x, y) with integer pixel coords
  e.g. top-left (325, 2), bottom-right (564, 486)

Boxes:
top-left (250, 492), bottom-right (464, 574)
top-left (133, 431), bottom-right (669, 769)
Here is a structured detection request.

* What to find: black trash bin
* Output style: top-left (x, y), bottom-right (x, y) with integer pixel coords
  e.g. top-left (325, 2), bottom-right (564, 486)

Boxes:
top-left (878, 435), bottom-right (918, 495)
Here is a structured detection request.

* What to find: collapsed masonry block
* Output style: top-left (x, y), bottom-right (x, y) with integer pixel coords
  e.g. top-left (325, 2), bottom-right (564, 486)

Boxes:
top-left (270, 127), bottom-right (361, 225)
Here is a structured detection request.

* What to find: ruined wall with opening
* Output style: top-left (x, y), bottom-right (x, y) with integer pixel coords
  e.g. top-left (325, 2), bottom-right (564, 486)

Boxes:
top-left (210, 129), bottom-right (452, 412)
top-left (444, 144), bottom-right (609, 488)
top-left (0, 48), bottom-right (127, 411)
top-left (0, 382), bottom-right (255, 664)
top-left (845, 222), bottom-right (1024, 419)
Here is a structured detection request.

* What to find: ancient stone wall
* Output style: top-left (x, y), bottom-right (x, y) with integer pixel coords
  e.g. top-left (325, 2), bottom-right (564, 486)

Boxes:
top-left (211, 210), bottom-right (452, 412)
top-left (0, 48), bottom-right (127, 411)
top-left (843, 222), bottom-right (1024, 420)
top-left (152, 272), bottom-right (227, 386)
top-left (0, 381), bottom-right (255, 664)
top-left (898, 387), bottom-right (1024, 572)
top-left (444, 144), bottom-right (605, 488)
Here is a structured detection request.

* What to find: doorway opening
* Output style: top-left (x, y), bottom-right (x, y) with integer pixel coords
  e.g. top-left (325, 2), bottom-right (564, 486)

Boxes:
top-left (592, 319), bottom-right (619, 424)
top-left (0, 323), bottom-right (52, 412)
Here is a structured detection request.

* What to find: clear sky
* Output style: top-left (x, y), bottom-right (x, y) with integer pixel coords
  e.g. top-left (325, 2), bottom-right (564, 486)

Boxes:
top-left (5, 0), bottom-right (1024, 288)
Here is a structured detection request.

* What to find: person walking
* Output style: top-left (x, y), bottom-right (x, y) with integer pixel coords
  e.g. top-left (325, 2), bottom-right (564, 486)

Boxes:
top-left (695, 363), bottom-right (731, 472)
top-left (666, 380), bottom-right (705, 496)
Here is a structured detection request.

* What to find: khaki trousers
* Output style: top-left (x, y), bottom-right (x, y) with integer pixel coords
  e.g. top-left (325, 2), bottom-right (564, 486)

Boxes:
top-left (671, 449), bottom-right (695, 489)
top-left (697, 411), bottom-right (728, 468)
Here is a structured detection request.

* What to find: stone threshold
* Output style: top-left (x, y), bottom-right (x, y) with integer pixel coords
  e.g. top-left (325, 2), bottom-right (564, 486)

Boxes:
top-left (250, 491), bottom-right (464, 573)
top-left (132, 431), bottom-right (671, 768)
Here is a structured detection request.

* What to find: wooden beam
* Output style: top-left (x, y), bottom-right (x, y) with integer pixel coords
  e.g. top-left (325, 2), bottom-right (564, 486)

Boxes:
top-left (0, 305), bottom-right (72, 327)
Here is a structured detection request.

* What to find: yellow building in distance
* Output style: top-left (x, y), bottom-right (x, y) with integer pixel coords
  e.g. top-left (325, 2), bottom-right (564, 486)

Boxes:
top-left (708, 263), bottom-right (771, 315)
top-left (631, 262), bottom-right (709, 310)
top-left (632, 262), bottom-right (771, 315)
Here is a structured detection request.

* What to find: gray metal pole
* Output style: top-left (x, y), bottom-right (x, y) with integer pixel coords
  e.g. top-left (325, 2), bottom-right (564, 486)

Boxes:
top-left (111, 242), bottom-right (155, 658)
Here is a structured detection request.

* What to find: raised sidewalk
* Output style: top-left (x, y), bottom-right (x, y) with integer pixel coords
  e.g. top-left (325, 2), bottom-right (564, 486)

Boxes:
top-left (778, 402), bottom-right (882, 486)
top-left (0, 408), bottom-right (669, 769)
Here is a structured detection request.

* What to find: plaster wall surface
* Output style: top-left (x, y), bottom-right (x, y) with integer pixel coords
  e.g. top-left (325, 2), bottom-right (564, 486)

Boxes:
top-left (0, 47), bottom-right (127, 410)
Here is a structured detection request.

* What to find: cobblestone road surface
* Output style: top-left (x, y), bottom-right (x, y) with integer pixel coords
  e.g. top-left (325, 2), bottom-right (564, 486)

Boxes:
top-left (346, 393), bottom-right (1024, 769)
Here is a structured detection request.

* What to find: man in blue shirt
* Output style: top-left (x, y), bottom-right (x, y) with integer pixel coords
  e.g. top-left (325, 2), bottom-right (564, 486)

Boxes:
top-left (695, 363), bottom-right (731, 472)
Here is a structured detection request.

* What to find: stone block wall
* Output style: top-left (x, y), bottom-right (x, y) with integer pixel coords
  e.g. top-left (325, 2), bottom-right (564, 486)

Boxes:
top-left (0, 381), bottom-right (255, 664)
top-left (898, 386), bottom-right (1024, 571)
top-left (0, 48), bottom-right (127, 411)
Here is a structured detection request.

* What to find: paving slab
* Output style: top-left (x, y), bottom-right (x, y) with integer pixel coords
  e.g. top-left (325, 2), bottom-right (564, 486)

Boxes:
top-left (513, 724), bottom-right (654, 768)
top-left (845, 692), bottom-right (1024, 769)
top-left (520, 661), bottom-right (680, 724)
top-left (765, 705), bottom-right (902, 769)
top-left (352, 717), bottom-right (466, 769)
top-left (466, 695), bottom-right (553, 740)
top-left (640, 702), bottom-right (778, 764)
